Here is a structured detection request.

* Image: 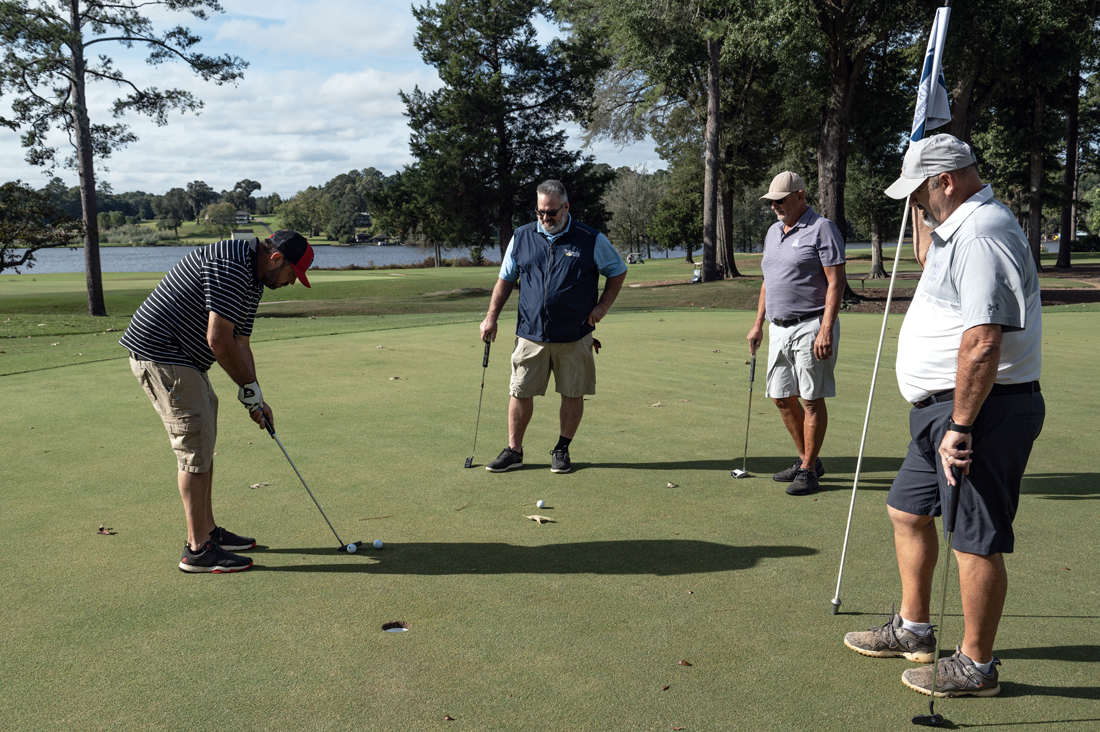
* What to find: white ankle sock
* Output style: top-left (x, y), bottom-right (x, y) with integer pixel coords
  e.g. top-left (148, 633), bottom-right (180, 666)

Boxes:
top-left (970, 657), bottom-right (995, 674)
top-left (900, 618), bottom-right (932, 635)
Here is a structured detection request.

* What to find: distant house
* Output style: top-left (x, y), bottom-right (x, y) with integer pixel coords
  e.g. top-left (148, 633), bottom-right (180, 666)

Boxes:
top-left (231, 229), bottom-right (256, 241)
top-left (355, 211), bottom-right (371, 227)
top-left (371, 235), bottom-right (398, 246)
top-left (235, 210), bottom-right (251, 224)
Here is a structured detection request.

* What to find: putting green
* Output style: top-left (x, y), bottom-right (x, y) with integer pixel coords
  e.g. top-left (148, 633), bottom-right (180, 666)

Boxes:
top-left (1, 309), bottom-right (1095, 731)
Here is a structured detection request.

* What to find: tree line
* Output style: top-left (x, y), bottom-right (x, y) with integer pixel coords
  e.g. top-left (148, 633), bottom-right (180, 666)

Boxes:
top-left (5, 0), bottom-right (1100, 315)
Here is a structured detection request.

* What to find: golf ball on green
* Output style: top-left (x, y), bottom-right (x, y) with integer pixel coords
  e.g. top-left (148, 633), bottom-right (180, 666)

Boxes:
top-left (536, 500), bottom-right (545, 508)
top-left (373, 539), bottom-right (384, 549)
top-left (347, 543), bottom-right (357, 553)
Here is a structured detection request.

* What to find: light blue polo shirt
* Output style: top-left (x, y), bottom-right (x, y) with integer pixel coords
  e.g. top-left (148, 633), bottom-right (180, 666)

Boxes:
top-left (498, 215), bottom-right (627, 282)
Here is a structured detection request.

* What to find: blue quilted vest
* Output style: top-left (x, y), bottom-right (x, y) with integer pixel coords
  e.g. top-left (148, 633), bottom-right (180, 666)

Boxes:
top-left (511, 219), bottom-right (601, 343)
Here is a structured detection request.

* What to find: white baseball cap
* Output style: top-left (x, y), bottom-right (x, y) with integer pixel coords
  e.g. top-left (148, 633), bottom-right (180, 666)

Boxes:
top-left (885, 134), bottom-right (977, 199)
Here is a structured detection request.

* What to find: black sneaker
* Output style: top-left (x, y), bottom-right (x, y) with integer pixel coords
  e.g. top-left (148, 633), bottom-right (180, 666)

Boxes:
top-left (773, 458), bottom-right (825, 482)
top-left (486, 446), bottom-right (524, 472)
top-left (786, 468), bottom-right (819, 495)
top-left (209, 526), bottom-right (256, 551)
top-left (550, 448), bottom-right (571, 474)
top-left (902, 646), bottom-right (1001, 697)
top-left (179, 541), bottom-right (253, 573)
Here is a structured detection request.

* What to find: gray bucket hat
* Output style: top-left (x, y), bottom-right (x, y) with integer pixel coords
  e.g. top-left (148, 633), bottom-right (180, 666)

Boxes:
top-left (885, 134), bottom-right (977, 199)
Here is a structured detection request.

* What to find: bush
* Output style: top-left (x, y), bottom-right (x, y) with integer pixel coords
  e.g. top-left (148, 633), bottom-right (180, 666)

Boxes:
top-left (100, 224), bottom-right (178, 246)
top-left (1071, 234), bottom-right (1100, 253)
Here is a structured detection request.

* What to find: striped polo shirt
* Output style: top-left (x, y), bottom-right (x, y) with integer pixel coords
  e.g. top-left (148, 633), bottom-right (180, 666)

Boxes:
top-left (120, 239), bottom-right (265, 371)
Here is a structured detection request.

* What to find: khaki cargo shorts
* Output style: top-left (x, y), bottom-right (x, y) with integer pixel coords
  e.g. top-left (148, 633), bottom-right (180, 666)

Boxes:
top-left (510, 335), bottom-right (596, 398)
top-left (130, 357), bottom-right (218, 473)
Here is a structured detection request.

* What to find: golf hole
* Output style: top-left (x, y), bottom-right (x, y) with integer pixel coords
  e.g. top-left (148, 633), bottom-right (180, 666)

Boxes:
top-left (382, 621), bottom-right (410, 633)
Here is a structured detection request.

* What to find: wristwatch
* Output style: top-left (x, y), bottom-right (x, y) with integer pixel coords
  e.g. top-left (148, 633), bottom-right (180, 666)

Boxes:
top-left (947, 420), bottom-right (973, 434)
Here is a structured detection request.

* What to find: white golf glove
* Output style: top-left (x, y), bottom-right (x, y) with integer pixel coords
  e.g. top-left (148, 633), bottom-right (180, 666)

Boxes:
top-left (238, 381), bottom-right (264, 413)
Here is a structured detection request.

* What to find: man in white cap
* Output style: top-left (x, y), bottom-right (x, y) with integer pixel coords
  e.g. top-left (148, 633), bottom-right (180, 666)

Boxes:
top-left (746, 171), bottom-right (846, 496)
top-left (843, 134), bottom-right (1044, 698)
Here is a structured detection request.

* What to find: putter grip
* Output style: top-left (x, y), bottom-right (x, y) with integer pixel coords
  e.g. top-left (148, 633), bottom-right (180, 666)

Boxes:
top-left (749, 355), bottom-right (756, 382)
top-left (944, 465), bottom-right (962, 534)
top-left (482, 338), bottom-right (491, 368)
top-left (263, 413), bottom-right (275, 436)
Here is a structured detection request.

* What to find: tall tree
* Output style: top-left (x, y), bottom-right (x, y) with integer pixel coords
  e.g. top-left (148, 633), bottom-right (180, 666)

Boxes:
top-left (185, 180), bottom-right (218, 221)
top-left (0, 0), bottom-right (246, 315)
top-left (401, 0), bottom-right (608, 257)
top-left (153, 187), bottom-right (189, 236)
top-left (0, 180), bottom-right (84, 273)
top-left (223, 179), bottom-right (262, 213)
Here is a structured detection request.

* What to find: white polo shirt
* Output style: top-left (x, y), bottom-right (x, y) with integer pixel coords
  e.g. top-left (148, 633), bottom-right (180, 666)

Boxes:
top-left (896, 185), bottom-right (1042, 404)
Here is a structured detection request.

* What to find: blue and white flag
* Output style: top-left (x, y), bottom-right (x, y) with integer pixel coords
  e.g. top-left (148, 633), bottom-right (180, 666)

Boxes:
top-left (910, 6), bottom-right (952, 142)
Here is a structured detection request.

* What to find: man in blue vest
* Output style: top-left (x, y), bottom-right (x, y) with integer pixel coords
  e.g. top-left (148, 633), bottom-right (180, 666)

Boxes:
top-left (479, 180), bottom-right (627, 474)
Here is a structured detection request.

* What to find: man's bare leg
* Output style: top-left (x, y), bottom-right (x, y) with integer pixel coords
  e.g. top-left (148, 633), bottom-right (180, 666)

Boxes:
top-left (955, 551), bottom-right (1007, 664)
top-left (802, 397), bottom-right (828, 469)
top-left (889, 506), bottom-right (939, 623)
top-left (774, 396), bottom-right (807, 460)
top-left (508, 395), bottom-right (534, 451)
top-left (180, 466), bottom-right (215, 551)
top-left (559, 395), bottom-right (584, 439)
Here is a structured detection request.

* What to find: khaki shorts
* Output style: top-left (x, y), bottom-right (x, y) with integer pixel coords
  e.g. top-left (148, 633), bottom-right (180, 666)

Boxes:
top-left (130, 357), bottom-right (218, 473)
top-left (765, 316), bottom-right (838, 400)
top-left (510, 335), bottom-right (596, 398)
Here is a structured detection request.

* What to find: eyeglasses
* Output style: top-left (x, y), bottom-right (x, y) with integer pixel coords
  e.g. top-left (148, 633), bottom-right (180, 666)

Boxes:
top-left (534, 205), bottom-right (564, 219)
top-left (771, 192), bottom-right (796, 205)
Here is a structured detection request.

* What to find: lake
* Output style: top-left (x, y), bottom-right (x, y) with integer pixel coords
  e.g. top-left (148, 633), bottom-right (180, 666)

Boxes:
top-left (6, 243), bottom-right (696, 274)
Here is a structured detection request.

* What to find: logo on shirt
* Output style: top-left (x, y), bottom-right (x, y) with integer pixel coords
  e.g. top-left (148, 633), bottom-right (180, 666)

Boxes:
top-left (564, 249), bottom-right (580, 257)
top-left (987, 303), bottom-right (1000, 314)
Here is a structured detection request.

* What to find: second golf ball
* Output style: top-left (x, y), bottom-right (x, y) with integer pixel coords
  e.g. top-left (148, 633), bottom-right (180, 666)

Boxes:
top-left (536, 499), bottom-right (545, 508)
top-left (373, 539), bottom-right (384, 549)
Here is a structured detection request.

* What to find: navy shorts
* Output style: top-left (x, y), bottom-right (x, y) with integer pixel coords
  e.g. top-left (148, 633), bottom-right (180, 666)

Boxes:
top-left (887, 391), bottom-right (1045, 555)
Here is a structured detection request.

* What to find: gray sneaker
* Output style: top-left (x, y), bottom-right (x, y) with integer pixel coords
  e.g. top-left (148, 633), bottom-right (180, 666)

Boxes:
top-left (844, 612), bottom-right (936, 663)
top-left (486, 447), bottom-right (523, 472)
top-left (773, 458), bottom-right (825, 482)
top-left (902, 646), bottom-right (1001, 697)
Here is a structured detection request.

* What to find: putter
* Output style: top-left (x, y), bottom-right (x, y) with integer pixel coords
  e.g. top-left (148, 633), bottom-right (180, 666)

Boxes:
top-left (912, 461), bottom-right (964, 727)
top-left (263, 415), bottom-right (361, 553)
top-left (464, 338), bottom-right (491, 468)
top-left (731, 353), bottom-right (756, 478)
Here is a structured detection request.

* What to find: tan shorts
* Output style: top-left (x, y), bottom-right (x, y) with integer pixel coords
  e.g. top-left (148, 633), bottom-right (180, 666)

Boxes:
top-left (510, 335), bottom-right (596, 398)
top-left (130, 357), bottom-right (218, 473)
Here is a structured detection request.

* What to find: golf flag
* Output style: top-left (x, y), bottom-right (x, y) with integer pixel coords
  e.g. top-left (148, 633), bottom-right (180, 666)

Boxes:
top-left (910, 6), bottom-right (952, 141)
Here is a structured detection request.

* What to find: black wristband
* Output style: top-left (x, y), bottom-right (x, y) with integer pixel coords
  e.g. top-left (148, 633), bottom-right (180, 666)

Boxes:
top-left (948, 420), bottom-right (973, 434)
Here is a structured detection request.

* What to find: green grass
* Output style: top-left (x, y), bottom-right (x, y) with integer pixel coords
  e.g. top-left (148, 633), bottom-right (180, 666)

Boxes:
top-left (2, 253), bottom-right (1098, 731)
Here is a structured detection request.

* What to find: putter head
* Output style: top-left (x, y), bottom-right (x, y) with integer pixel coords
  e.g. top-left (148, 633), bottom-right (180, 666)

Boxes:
top-left (464, 457), bottom-right (474, 468)
top-left (910, 713), bottom-right (944, 726)
top-left (730, 469), bottom-right (752, 479)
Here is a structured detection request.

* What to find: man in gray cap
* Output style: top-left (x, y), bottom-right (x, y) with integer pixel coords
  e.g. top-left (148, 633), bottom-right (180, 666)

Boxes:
top-left (843, 134), bottom-right (1044, 698)
top-left (746, 171), bottom-right (846, 496)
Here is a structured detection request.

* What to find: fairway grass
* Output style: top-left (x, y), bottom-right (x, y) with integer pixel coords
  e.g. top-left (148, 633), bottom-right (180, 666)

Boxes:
top-left (1, 308), bottom-right (1097, 731)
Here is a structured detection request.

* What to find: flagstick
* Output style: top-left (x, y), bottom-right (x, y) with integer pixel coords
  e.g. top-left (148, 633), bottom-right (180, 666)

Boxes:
top-left (830, 193), bottom-right (912, 615)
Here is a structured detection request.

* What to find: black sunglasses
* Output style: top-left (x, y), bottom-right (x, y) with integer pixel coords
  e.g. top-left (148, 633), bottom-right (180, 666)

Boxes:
top-left (534, 205), bottom-right (564, 219)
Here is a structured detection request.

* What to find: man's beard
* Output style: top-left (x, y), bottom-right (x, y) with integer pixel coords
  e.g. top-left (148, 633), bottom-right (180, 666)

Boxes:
top-left (543, 217), bottom-right (567, 235)
top-left (921, 212), bottom-right (940, 229)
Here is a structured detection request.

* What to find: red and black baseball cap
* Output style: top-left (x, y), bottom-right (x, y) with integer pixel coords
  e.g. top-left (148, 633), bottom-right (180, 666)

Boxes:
top-left (271, 230), bottom-right (314, 288)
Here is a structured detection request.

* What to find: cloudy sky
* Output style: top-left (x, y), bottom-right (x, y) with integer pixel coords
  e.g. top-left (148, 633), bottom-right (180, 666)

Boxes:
top-left (0, 0), bottom-right (661, 199)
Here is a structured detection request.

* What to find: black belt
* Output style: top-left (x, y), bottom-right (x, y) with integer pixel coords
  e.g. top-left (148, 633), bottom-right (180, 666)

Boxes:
top-left (913, 381), bottom-right (1041, 409)
top-left (771, 310), bottom-right (824, 328)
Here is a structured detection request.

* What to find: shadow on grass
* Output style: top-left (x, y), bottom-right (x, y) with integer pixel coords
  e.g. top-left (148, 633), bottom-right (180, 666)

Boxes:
top-left (251, 540), bottom-right (816, 575)
top-left (1021, 473), bottom-right (1100, 500)
top-left (594, 455), bottom-right (905, 479)
top-left (997, 645), bottom-right (1100, 663)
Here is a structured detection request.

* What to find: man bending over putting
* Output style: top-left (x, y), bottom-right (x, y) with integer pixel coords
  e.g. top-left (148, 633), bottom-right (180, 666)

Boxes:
top-left (121, 231), bottom-right (314, 573)
top-left (843, 134), bottom-right (1044, 698)
top-left (480, 180), bottom-right (627, 474)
